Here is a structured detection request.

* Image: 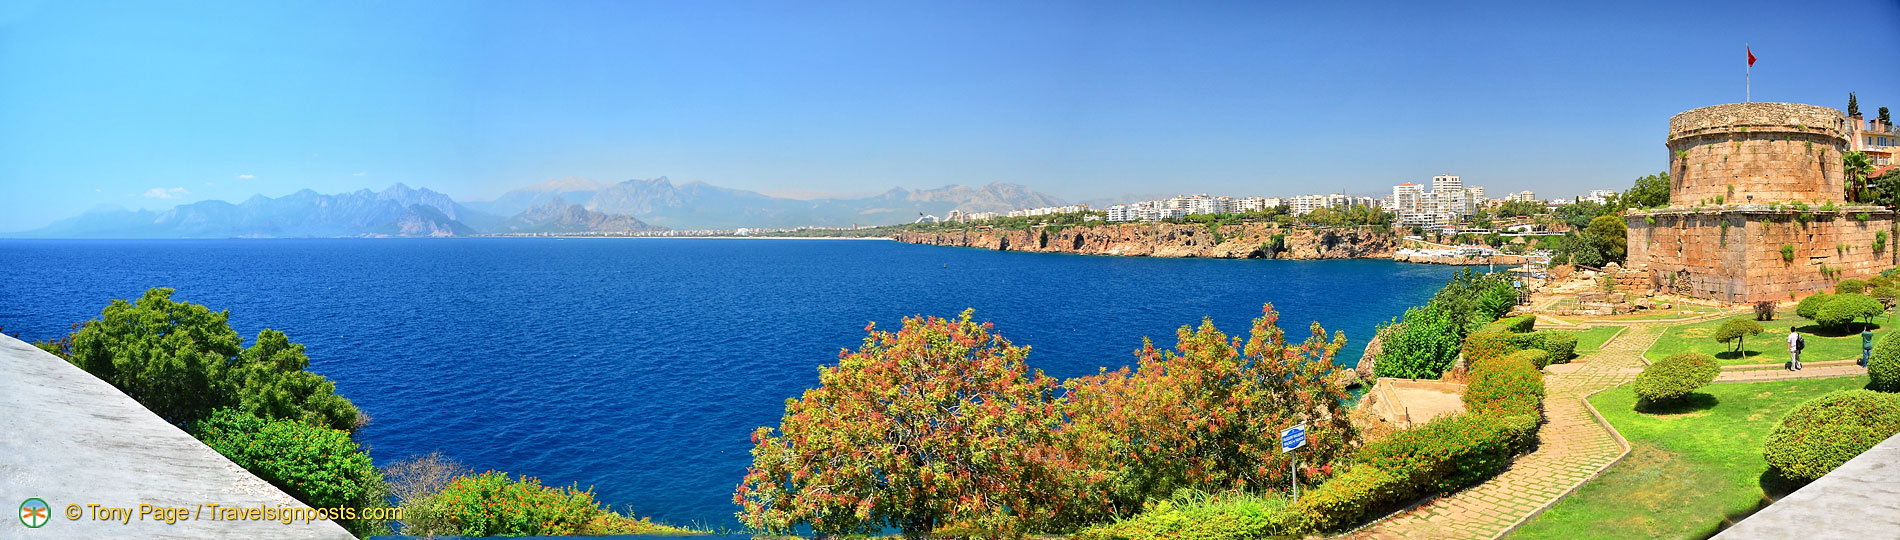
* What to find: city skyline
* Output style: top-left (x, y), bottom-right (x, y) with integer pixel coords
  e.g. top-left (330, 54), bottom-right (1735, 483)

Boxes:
top-left (3, 0), bottom-right (1898, 232)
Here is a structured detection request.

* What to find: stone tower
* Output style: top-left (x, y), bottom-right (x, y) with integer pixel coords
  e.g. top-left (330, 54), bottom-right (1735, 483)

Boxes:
top-left (1625, 102), bottom-right (1897, 302)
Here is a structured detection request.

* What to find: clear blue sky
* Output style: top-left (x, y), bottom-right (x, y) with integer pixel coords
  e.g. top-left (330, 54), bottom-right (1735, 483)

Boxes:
top-left (2, 0), bottom-right (1896, 231)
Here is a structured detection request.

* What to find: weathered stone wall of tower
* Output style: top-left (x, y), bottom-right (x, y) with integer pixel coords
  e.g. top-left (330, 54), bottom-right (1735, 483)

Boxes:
top-left (1665, 102), bottom-right (1848, 205)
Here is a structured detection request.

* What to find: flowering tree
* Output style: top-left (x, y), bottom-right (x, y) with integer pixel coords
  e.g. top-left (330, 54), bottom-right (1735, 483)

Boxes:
top-left (1061, 304), bottom-right (1357, 516)
top-left (734, 310), bottom-right (1080, 537)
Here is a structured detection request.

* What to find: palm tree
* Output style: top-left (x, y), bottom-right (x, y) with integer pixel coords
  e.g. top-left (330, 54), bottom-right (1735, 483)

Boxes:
top-left (1845, 151), bottom-right (1873, 203)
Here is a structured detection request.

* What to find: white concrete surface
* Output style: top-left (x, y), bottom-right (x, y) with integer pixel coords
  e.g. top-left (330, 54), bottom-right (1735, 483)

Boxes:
top-left (0, 334), bottom-right (354, 539)
top-left (1714, 431), bottom-right (1900, 540)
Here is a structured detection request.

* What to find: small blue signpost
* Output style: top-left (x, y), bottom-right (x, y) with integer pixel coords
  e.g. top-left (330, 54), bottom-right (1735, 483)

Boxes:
top-left (1281, 423), bottom-right (1306, 502)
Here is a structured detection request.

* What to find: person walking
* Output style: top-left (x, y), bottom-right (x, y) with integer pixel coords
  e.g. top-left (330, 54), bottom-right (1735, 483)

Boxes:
top-left (1863, 329), bottom-right (1875, 368)
top-left (1787, 330), bottom-right (1804, 371)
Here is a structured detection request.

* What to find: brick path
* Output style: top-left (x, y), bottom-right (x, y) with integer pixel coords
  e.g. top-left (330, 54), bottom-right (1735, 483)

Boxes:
top-left (1716, 360), bottom-right (1868, 383)
top-left (1345, 326), bottom-right (1659, 539)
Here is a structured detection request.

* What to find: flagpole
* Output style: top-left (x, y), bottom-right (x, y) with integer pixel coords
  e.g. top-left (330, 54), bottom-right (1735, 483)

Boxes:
top-left (1746, 43), bottom-right (1751, 103)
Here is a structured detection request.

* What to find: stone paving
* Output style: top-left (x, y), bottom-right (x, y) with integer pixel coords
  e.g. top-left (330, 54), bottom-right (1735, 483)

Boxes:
top-left (1344, 326), bottom-right (1658, 540)
top-left (1716, 360), bottom-right (1868, 383)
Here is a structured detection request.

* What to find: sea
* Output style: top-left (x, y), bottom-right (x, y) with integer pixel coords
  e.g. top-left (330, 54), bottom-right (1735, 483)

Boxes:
top-left (0, 238), bottom-right (1464, 532)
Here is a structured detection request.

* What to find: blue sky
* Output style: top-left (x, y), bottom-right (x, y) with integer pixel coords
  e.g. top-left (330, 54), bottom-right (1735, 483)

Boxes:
top-left (1, 0), bottom-right (1896, 231)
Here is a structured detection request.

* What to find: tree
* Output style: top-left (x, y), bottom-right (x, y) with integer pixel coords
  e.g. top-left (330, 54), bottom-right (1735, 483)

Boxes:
top-left (1815, 293), bottom-right (1885, 332)
top-left (735, 310), bottom-right (1077, 537)
top-left (1846, 151), bottom-right (1874, 203)
top-left (1618, 171), bottom-right (1671, 211)
top-left (1881, 106), bottom-right (1892, 126)
top-left (1063, 306), bottom-right (1355, 516)
top-left (1562, 214), bottom-right (1629, 267)
top-left (64, 288), bottom-right (361, 430)
top-left (1713, 318), bottom-right (1765, 356)
top-left (1849, 92), bottom-right (1861, 117)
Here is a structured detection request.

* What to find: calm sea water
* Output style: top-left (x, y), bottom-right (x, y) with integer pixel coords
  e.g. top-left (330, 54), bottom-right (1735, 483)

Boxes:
top-left (0, 238), bottom-right (1461, 530)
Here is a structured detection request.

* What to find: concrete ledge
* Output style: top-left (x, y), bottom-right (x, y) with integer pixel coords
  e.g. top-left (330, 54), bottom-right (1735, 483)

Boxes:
top-left (1713, 431), bottom-right (1900, 539)
top-left (0, 334), bottom-right (354, 539)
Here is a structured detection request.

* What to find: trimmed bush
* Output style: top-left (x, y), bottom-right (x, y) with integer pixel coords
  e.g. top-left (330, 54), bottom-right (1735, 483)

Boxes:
top-left (1289, 465), bottom-right (1407, 533)
top-left (1713, 318), bottom-right (1765, 355)
top-left (193, 409), bottom-right (389, 536)
top-left (1797, 293), bottom-right (1834, 320)
top-left (1632, 352), bottom-right (1718, 404)
top-left (1837, 279), bottom-right (1867, 294)
top-left (1871, 275), bottom-right (1894, 289)
top-left (1536, 331), bottom-right (1578, 363)
top-left (1073, 491), bottom-right (1300, 540)
top-left (1466, 354), bottom-right (1546, 412)
top-left (1816, 293), bottom-right (1885, 330)
top-left (1483, 314), bottom-right (1537, 334)
top-left (1762, 390), bottom-right (1900, 482)
top-left (1870, 332), bottom-right (1900, 392)
top-left (1873, 286), bottom-right (1900, 307)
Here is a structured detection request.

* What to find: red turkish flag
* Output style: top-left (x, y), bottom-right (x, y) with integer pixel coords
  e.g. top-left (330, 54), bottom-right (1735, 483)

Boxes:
top-left (1748, 47), bottom-right (1756, 67)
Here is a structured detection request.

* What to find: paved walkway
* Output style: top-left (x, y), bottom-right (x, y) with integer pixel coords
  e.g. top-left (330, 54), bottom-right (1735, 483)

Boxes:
top-left (1345, 326), bottom-right (1658, 539)
top-left (1716, 360), bottom-right (1868, 383)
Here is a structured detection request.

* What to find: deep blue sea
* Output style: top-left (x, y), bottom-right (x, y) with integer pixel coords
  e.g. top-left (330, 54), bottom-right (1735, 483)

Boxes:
top-left (0, 238), bottom-right (1462, 531)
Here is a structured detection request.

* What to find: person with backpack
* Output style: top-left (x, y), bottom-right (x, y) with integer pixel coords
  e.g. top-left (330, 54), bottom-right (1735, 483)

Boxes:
top-left (1787, 330), bottom-right (1805, 371)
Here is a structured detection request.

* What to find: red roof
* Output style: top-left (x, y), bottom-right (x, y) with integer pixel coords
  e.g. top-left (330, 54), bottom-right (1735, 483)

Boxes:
top-left (1397, 182), bottom-right (1417, 186)
top-left (1875, 165), bottom-right (1897, 178)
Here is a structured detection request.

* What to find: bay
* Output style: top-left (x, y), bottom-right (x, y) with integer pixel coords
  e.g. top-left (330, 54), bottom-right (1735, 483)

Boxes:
top-left (0, 238), bottom-right (1462, 530)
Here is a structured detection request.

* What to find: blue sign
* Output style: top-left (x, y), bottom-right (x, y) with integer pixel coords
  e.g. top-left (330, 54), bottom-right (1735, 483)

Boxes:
top-left (1280, 423), bottom-right (1306, 453)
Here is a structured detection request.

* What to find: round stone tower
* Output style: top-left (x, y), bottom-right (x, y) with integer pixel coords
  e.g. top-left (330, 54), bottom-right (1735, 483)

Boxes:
top-left (1665, 102), bottom-right (1848, 205)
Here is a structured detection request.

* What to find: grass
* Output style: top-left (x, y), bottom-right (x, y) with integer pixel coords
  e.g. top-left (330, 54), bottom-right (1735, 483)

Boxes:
top-left (1555, 326), bottom-right (1624, 356)
top-left (1509, 377), bottom-right (1866, 540)
top-left (1645, 310), bottom-right (1894, 366)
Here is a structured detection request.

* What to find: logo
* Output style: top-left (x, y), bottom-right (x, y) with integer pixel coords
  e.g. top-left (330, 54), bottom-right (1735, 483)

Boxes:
top-left (18, 498), bottom-right (49, 529)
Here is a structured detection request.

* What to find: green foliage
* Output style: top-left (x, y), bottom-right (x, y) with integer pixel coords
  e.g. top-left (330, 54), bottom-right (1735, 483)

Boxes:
top-left (1375, 305), bottom-right (1461, 379)
top-left (1838, 279), bottom-right (1867, 295)
top-left (1763, 390), bottom-right (1900, 482)
top-left (1063, 306), bottom-right (1355, 520)
top-left (403, 471), bottom-right (600, 537)
top-left (1537, 331), bottom-right (1578, 363)
top-left (1713, 318), bottom-right (1765, 355)
top-left (192, 409), bottom-right (389, 537)
top-left (1797, 293), bottom-right (1834, 320)
top-left (1072, 491), bottom-right (1299, 540)
top-left (1483, 315), bottom-right (1537, 334)
top-left (735, 309), bottom-right (1076, 536)
top-left (63, 288), bottom-right (359, 430)
top-left (1633, 353), bottom-right (1718, 404)
top-left (1431, 268), bottom-right (1523, 334)
top-left (1467, 354), bottom-right (1548, 409)
top-left (1878, 230), bottom-right (1890, 253)
top-left (1556, 214), bottom-right (1630, 267)
top-left (1870, 332), bottom-right (1900, 392)
top-left (1816, 293), bottom-right (1885, 330)
top-left (1619, 171), bottom-right (1672, 210)
top-left (1781, 244), bottom-right (1796, 262)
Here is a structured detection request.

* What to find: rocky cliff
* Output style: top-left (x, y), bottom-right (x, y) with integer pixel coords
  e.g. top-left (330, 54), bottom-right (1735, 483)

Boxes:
top-left (893, 222), bottom-right (1398, 259)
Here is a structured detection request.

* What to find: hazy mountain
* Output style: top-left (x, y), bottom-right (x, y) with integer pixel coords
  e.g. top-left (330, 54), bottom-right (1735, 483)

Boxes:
top-left (496, 197), bottom-right (661, 234)
top-left (463, 177), bottom-right (608, 216)
top-left (481, 177), bottom-right (1065, 230)
top-left (13, 184), bottom-right (491, 238)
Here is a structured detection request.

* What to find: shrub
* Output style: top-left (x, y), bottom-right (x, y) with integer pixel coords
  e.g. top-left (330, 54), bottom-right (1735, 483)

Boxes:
top-left (1875, 286), bottom-right (1900, 308)
top-left (1797, 293), bottom-right (1834, 320)
top-left (404, 471), bottom-right (601, 537)
top-left (1816, 293), bottom-right (1885, 331)
top-left (1376, 305), bottom-right (1462, 379)
top-left (1063, 305), bottom-right (1356, 520)
top-left (1536, 331), bottom-right (1578, 363)
top-left (1872, 275), bottom-right (1894, 289)
top-left (735, 309), bottom-right (1077, 536)
top-left (1632, 353), bottom-right (1718, 404)
top-left (1837, 279), bottom-right (1868, 294)
top-left (1781, 244), bottom-right (1796, 262)
top-left (1483, 314), bottom-right (1537, 334)
top-left (1870, 332), bottom-right (1900, 392)
top-left (1072, 491), bottom-right (1300, 540)
top-left (192, 409), bottom-right (389, 536)
top-left (1713, 318), bottom-right (1765, 355)
top-left (1429, 268), bottom-right (1521, 333)
top-left (1353, 409), bottom-right (1538, 498)
top-left (1755, 301), bottom-right (1777, 321)
top-left (1762, 390), bottom-right (1900, 482)
top-left (1465, 354), bottom-right (1546, 413)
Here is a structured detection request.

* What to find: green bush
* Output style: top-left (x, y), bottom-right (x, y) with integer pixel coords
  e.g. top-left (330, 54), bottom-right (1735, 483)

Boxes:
top-left (1632, 352), bottom-right (1719, 404)
top-left (1797, 293), bottom-right (1834, 320)
top-left (404, 471), bottom-right (601, 537)
top-left (1355, 409), bottom-right (1538, 497)
top-left (1871, 275), bottom-right (1894, 289)
top-left (1376, 305), bottom-right (1462, 379)
top-left (1870, 332), bottom-right (1900, 392)
top-left (1816, 293), bottom-right (1885, 330)
top-left (1288, 465), bottom-right (1406, 533)
top-left (1837, 279), bottom-right (1868, 294)
top-left (1536, 331), bottom-right (1578, 363)
top-left (1762, 390), bottom-right (1900, 482)
top-left (1483, 315), bottom-right (1537, 334)
top-left (192, 409), bottom-right (389, 536)
top-left (1713, 318), bottom-right (1766, 355)
top-left (1873, 286), bottom-right (1900, 306)
top-left (1072, 491), bottom-right (1300, 540)
top-left (1466, 355), bottom-right (1546, 412)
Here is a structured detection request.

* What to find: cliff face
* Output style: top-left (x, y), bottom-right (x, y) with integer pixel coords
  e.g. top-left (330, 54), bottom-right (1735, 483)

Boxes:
top-left (893, 222), bottom-right (1398, 259)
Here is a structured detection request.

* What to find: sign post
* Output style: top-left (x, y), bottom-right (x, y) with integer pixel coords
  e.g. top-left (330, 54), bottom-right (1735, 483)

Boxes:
top-left (1280, 422), bottom-right (1307, 503)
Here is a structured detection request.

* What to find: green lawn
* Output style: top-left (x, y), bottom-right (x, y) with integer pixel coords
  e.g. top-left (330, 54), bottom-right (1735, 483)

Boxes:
top-left (1509, 377), bottom-right (1866, 540)
top-left (1556, 326), bottom-right (1624, 356)
top-left (1644, 310), bottom-right (1893, 366)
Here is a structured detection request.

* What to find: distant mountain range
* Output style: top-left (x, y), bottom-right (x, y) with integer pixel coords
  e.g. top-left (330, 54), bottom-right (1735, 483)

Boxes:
top-left (10, 178), bottom-right (1065, 238)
